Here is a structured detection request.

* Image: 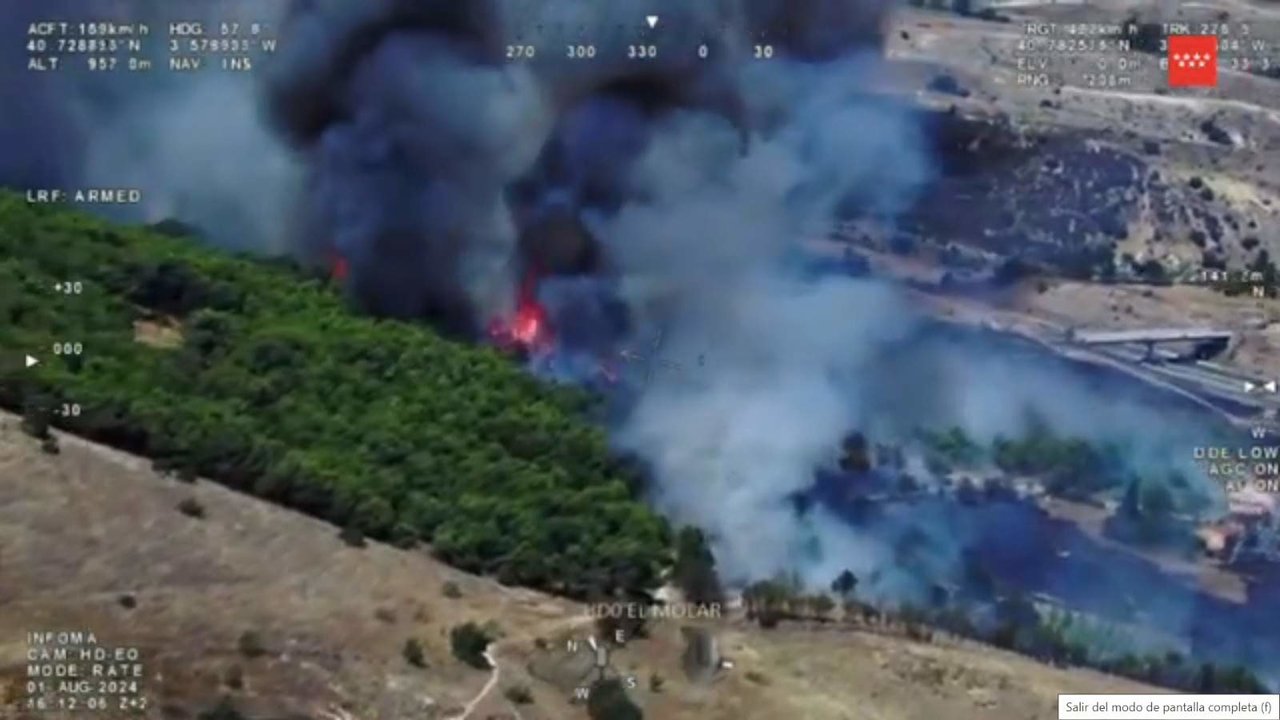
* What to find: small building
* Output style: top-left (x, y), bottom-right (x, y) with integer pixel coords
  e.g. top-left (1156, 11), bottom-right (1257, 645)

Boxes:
top-left (1198, 488), bottom-right (1279, 562)
top-left (1196, 520), bottom-right (1243, 559)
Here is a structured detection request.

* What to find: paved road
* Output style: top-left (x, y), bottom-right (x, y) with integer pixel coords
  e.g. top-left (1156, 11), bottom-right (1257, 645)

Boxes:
top-left (1053, 339), bottom-right (1279, 430)
top-left (1072, 328), bottom-right (1233, 345)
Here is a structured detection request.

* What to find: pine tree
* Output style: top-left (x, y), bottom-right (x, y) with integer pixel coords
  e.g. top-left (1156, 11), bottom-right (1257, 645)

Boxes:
top-left (830, 569), bottom-right (858, 599)
top-left (673, 527), bottom-right (724, 606)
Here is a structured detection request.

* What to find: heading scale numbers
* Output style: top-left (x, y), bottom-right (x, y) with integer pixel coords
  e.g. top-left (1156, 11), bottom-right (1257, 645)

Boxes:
top-left (503, 42), bottom-right (665, 61)
top-left (501, 42), bottom-right (778, 63)
top-left (628, 44), bottom-right (657, 60)
top-left (500, 18), bottom-right (784, 63)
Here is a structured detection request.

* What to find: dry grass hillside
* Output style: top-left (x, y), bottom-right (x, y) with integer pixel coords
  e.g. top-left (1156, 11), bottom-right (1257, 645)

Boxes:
top-left (0, 414), bottom-right (1163, 720)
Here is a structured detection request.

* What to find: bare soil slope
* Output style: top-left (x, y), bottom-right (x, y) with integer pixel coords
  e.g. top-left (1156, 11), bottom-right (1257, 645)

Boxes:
top-left (0, 415), bottom-right (1161, 720)
top-left (0, 414), bottom-right (579, 720)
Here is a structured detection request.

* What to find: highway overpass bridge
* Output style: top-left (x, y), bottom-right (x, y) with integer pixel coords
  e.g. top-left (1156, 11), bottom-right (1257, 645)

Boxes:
top-left (1069, 327), bottom-right (1233, 360)
top-left (1058, 327), bottom-right (1279, 430)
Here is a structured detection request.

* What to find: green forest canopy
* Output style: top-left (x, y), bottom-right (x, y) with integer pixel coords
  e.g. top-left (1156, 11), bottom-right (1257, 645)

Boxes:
top-left (0, 193), bottom-right (669, 598)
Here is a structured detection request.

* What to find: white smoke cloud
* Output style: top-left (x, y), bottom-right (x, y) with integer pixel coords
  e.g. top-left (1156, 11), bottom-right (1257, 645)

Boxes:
top-left (591, 53), bottom-right (1225, 596)
top-left (81, 73), bottom-right (302, 253)
top-left (593, 62), bottom-right (931, 582)
top-left (0, 0), bottom-right (301, 251)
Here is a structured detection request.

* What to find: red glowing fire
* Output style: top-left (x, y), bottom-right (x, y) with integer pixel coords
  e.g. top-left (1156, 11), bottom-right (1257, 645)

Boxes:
top-left (329, 251), bottom-right (350, 282)
top-left (488, 271), bottom-right (553, 353)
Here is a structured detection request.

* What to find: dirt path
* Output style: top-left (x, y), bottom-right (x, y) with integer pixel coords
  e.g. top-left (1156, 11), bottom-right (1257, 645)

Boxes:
top-left (1060, 86), bottom-right (1280, 125)
top-left (455, 615), bottom-right (596, 719)
top-left (457, 648), bottom-right (500, 720)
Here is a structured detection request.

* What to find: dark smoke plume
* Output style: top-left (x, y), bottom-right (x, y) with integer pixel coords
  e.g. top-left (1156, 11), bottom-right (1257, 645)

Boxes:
top-left (260, 0), bottom-right (898, 329)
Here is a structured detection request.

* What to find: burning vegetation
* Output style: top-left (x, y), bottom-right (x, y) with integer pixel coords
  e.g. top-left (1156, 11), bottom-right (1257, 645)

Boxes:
top-left (328, 252), bottom-right (349, 283)
top-left (487, 271), bottom-right (554, 355)
top-left (0, 194), bottom-right (670, 602)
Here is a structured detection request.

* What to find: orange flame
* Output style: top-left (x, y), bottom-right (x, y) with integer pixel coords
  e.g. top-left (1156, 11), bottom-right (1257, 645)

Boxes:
top-left (488, 271), bottom-right (553, 353)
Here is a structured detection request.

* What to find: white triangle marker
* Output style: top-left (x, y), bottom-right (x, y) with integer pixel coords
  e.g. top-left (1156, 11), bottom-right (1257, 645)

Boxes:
top-left (25, 355), bottom-right (38, 368)
top-left (646, 15), bottom-right (659, 29)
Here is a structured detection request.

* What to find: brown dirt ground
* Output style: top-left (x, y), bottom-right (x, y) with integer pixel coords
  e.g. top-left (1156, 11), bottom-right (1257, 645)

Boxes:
top-left (132, 319), bottom-right (184, 350)
top-left (0, 414), bottom-right (1163, 720)
top-left (0, 413), bottom-right (577, 720)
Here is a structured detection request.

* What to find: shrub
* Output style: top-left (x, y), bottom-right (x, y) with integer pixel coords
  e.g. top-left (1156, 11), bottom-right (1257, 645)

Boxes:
top-left (21, 397), bottom-right (52, 440)
top-left (223, 665), bottom-right (244, 690)
top-left (40, 435), bottom-right (60, 455)
top-left (338, 524), bottom-right (366, 548)
top-left (402, 638), bottom-right (426, 668)
top-left (198, 697), bottom-right (246, 720)
top-left (236, 631), bottom-right (266, 659)
top-left (504, 685), bottom-right (533, 704)
top-left (587, 678), bottom-right (642, 720)
top-left (450, 622), bottom-right (492, 670)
